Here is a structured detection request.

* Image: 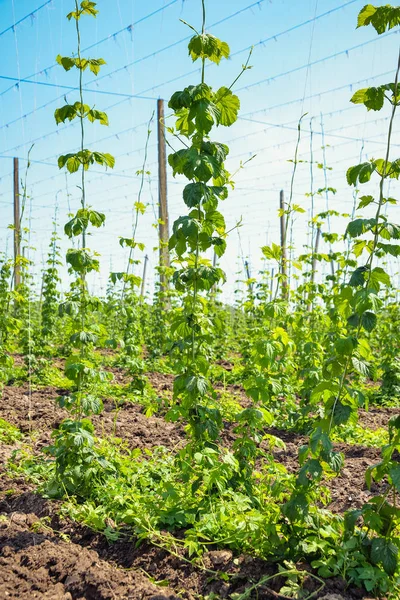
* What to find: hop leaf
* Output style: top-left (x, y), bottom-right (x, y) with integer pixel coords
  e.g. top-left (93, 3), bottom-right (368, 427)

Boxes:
top-left (56, 55), bottom-right (75, 71)
top-left (54, 104), bottom-right (78, 124)
top-left (361, 311), bottom-right (377, 332)
top-left (370, 537), bottom-right (398, 575)
top-left (346, 161), bottom-right (376, 186)
top-left (87, 109), bottom-right (109, 125)
top-left (66, 249), bottom-right (99, 273)
top-left (87, 58), bottom-right (106, 75)
top-left (351, 86), bottom-right (385, 111)
top-left (188, 33), bottom-right (230, 64)
top-left (357, 4), bottom-right (400, 34)
top-left (214, 87), bottom-right (240, 126)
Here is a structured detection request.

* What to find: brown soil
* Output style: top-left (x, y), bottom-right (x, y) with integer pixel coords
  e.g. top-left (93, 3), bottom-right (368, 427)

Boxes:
top-left (358, 406), bottom-right (400, 430)
top-left (0, 485), bottom-right (179, 599)
top-left (0, 373), bottom-right (394, 600)
top-left (0, 383), bottom-right (183, 454)
top-left (0, 381), bottom-right (391, 514)
top-left (0, 476), bottom-right (373, 600)
top-left (145, 372), bottom-right (174, 401)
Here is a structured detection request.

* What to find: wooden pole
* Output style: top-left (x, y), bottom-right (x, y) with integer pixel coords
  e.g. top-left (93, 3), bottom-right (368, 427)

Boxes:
top-left (140, 255), bottom-right (148, 298)
top-left (13, 157), bottom-right (21, 288)
top-left (157, 98), bottom-right (170, 291)
top-left (279, 189), bottom-right (287, 298)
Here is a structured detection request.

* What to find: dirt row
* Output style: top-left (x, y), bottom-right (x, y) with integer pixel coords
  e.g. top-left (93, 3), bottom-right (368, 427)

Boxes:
top-left (0, 472), bottom-right (371, 600)
top-left (1, 374), bottom-right (399, 599)
top-left (2, 377), bottom-right (399, 514)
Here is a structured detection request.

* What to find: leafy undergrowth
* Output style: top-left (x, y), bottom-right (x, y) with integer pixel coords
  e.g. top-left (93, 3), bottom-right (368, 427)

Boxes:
top-left (1, 374), bottom-right (399, 599)
top-left (5, 435), bottom-right (397, 599)
top-left (0, 418), bottom-right (22, 444)
top-left (1, 2), bottom-right (400, 599)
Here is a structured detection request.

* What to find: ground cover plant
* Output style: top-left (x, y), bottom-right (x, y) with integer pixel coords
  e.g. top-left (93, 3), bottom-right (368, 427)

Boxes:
top-left (1, 2), bottom-right (400, 599)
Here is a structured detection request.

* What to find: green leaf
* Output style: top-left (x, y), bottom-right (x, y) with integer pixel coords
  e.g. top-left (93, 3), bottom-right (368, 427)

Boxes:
top-left (188, 33), bottom-right (230, 64)
top-left (370, 537), bottom-right (398, 576)
top-left (346, 218), bottom-right (377, 238)
top-left (64, 216), bottom-right (86, 238)
top-left (357, 4), bottom-right (400, 34)
top-left (347, 313), bottom-right (360, 328)
top-left (202, 141), bottom-right (229, 164)
top-left (58, 153), bottom-right (81, 173)
top-left (261, 242), bottom-right (282, 261)
top-left (56, 54), bottom-right (75, 71)
top-left (346, 161), bottom-right (376, 186)
top-left (92, 151), bottom-right (115, 169)
top-left (377, 242), bottom-right (400, 256)
top-left (212, 236), bottom-right (226, 257)
top-left (369, 266), bottom-right (391, 291)
top-left (297, 459), bottom-right (323, 488)
top-left (326, 450), bottom-right (344, 473)
top-left (335, 336), bottom-right (356, 356)
top-left (195, 154), bottom-right (221, 182)
top-left (87, 109), bottom-right (109, 125)
top-left (88, 209), bottom-right (106, 228)
top-left (169, 89), bottom-right (193, 111)
top-left (357, 195), bottom-right (375, 209)
top-left (283, 492), bottom-right (308, 521)
top-left (185, 375), bottom-right (209, 396)
top-left (168, 149), bottom-right (189, 176)
top-left (66, 249), bottom-right (99, 273)
top-left (311, 381), bottom-right (338, 402)
top-left (80, 1), bottom-right (99, 17)
top-left (333, 402), bottom-right (352, 426)
top-left (87, 58), bottom-right (106, 75)
top-left (54, 104), bottom-right (78, 124)
top-left (389, 465), bottom-right (400, 492)
top-left (214, 87), bottom-right (240, 126)
top-left (353, 240), bottom-right (367, 257)
top-left (352, 356), bottom-right (369, 376)
top-left (175, 108), bottom-right (195, 137)
top-left (190, 98), bottom-right (220, 134)
top-left (350, 87), bottom-right (385, 111)
top-left (361, 311), bottom-right (377, 332)
top-left (183, 183), bottom-right (206, 207)
top-left (380, 222), bottom-right (400, 240)
top-left (349, 265), bottom-right (368, 287)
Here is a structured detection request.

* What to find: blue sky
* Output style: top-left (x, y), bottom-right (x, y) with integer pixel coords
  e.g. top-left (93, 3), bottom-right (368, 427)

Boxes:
top-left (0, 0), bottom-right (399, 300)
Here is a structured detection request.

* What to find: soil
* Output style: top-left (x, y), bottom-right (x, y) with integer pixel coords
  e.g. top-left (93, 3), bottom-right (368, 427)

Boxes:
top-left (0, 474), bottom-right (373, 600)
top-left (0, 370), bottom-right (397, 600)
top-left (358, 406), bottom-right (400, 431)
top-left (0, 485), bottom-right (179, 599)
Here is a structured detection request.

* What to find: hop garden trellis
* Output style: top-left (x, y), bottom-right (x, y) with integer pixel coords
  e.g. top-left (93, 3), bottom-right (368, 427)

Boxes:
top-left (0, 2), bottom-right (400, 598)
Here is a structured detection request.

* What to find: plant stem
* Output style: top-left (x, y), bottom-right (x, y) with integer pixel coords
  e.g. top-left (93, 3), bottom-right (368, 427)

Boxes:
top-left (329, 49), bottom-right (400, 434)
top-left (201, 0), bottom-right (206, 84)
top-left (75, 0), bottom-right (86, 421)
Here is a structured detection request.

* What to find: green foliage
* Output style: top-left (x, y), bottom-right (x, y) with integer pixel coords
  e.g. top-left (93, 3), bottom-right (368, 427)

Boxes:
top-left (58, 150), bottom-right (115, 173)
top-left (45, 419), bottom-right (114, 497)
top-left (0, 418), bottom-right (22, 444)
top-left (188, 33), bottom-right (229, 64)
top-left (2, 4), bottom-right (400, 599)
top-left (351, 83), bottom-right (400, 111)
top-left (49, 0), bottom-right (115, 492)
top-left (166, 3), bottom-right (246, 461)
top-left (357, 4), bottom-right (400, 34)
top-left (67, 1), bottom-right (99, 20)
